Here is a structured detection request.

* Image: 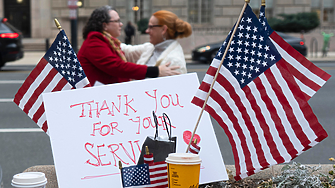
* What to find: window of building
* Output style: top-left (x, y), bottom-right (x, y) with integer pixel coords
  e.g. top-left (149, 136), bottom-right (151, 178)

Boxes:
top-left (188, 0), bottom-right (212, 24)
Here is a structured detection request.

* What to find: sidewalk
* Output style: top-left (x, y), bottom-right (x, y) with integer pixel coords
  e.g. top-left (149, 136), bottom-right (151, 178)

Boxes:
top-left (5, 51), bottom-right (335, 66)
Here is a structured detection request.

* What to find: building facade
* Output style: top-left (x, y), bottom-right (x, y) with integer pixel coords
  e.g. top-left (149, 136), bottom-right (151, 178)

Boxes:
top-left (0, 0), bottom-right (333, 41)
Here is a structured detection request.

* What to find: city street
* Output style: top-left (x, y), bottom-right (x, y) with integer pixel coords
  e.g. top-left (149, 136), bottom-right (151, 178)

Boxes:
top-left (1, 60), bottom-right (335, 188)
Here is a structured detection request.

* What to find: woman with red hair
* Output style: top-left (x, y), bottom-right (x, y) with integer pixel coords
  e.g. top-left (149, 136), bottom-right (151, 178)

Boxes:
top-left (121, 10), bottom-right (192, 74)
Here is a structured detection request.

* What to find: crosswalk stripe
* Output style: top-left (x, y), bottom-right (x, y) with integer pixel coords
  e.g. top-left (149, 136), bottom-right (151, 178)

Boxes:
top-left (0, 99), bottom-right (13, 102)
top-left (0, 80), bottom-right (24, 84)
top-left (0, 128), bottom-right (43, 133)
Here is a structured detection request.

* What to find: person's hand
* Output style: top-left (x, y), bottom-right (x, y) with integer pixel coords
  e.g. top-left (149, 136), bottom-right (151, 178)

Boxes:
top-left (158, 62), bottom-right (180, 77)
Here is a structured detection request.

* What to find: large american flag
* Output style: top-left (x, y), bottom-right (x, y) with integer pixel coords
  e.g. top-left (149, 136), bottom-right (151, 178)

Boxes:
top-left (14, 30), bottom-right (90, 134)
top-left (259, 5), bottom-right (331, 101)
top-left (192, 4), bottom-right (328, 180)
top-left (121, 161), bottom-right (168, 188)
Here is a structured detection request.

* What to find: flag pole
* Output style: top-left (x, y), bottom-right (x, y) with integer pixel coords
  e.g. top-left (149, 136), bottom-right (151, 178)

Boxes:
top-left (186, 0), bottom-right (250, 153)
top-left (261, 0), bottom-right (274, 177)
top-left (54, 18), bottom-right (62, 31)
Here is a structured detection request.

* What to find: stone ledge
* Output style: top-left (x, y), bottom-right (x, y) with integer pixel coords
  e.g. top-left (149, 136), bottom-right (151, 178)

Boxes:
top-left (23, 164), bottom-right (334, 188)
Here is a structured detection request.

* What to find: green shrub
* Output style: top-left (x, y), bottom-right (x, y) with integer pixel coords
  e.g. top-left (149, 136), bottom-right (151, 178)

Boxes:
top-left (137, 18), bottom-right (149, 34)
top-left (268, 12), bottom-right (319, 33)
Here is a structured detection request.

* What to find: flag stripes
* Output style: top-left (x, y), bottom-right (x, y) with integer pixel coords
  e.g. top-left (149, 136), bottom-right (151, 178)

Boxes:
top-left (14, 30), bottom-right (90, 134)
top-left (192, 58), bottom-right (327, 180)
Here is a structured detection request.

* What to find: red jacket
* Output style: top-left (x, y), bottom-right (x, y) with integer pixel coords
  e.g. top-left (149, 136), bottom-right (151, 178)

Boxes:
top-left (77, 31), bottom-right (148, 85)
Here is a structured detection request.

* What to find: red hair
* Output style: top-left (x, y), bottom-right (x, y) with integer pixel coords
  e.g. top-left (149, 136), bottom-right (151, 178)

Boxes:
top-left (153, 10), bottom-right (192, 39)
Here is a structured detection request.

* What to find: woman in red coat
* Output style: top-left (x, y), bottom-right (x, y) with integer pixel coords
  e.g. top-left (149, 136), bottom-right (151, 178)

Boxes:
top-left (78, 5), bottom-right (180, 85)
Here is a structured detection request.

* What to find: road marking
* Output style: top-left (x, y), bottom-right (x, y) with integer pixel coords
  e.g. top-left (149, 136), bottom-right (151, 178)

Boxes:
top-left (0, 80), bottom-right (24, 84)
top-left (0, 98), bottom-right (13, 102)
top-left (0, 128), bottom-right (43, 133)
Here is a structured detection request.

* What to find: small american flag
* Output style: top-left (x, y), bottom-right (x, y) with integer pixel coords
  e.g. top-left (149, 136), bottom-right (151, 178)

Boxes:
top-left (258, 5), bottom-right (331, 101)
top-left (188, 141), bottom-right (200, 154)
top-left (192, 4), bottom-right (328, 180)
top-left (14, 30), bottom-right (90, 134)
top-left (121, 161), bottom-right (168, 188)
top-left (144, 153), bottom-right (154, 164)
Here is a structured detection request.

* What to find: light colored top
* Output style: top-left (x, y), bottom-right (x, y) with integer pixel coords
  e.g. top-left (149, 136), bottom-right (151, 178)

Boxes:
top-left (146, 40), bottom-right (174, 66)
top-left (121, 40), bottom-right (187, 74)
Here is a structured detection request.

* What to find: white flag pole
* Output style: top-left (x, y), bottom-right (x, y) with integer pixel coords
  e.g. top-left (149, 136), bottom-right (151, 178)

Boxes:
top-left (186, 0), bottom-right (250, 152)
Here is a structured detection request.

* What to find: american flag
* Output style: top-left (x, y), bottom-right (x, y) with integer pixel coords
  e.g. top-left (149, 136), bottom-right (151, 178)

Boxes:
top-left (259, 5), bottom-right (331, 101)
top-left (14, 30), bottom-right (90, 133)
top-left (144, 153), bottom-right (154, 164)
top-left (192, 4), bottom-right (328, 180)
top-left (121, 161), bottom-right (168, 188)
top-left (188, 141), bottom-right (200, 154)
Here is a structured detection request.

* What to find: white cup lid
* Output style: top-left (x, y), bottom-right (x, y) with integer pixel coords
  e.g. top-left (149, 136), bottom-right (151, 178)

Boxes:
top-left (166, 153), bottom-right (202, 164)
top-left (12, 172), bottom-right (47, 185)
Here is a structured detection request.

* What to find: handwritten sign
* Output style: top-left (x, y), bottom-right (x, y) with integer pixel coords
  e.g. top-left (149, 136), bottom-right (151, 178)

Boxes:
top-left (43, 73), bottom-right (228, 188)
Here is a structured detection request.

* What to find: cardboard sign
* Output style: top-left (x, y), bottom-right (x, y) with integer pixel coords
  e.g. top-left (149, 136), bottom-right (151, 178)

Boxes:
top-left (43, 73), bottom-right (228, 188)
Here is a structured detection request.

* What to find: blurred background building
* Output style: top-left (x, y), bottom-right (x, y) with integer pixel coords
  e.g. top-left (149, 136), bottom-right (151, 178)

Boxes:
top-left (0, 0), bottom-right (333, 52)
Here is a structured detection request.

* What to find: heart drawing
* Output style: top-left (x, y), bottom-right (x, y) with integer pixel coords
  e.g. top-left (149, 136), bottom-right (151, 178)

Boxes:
top-left (183, 130), bottom-right (201, 145)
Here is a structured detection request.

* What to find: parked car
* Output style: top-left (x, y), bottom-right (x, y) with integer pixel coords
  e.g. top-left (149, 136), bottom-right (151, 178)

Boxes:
top-left (0, 18), bottom-right (24, 69)
top-left (192, 31), bottom-right (307, 63)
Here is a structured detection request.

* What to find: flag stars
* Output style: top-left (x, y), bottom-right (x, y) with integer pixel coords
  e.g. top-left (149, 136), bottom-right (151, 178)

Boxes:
top-left (244, 41), bottom-right (250, 47)
top-left (242, 64), bottom-right (247, 69)
top-left (238, 32), bottom-right (244, 38)
top-left (256, 59), bottom-right (261, 64)
top-left (252, 42), bottom-right (257, 48)
top-left (237, 47), bottom-right (242, 53)
top-left (246, 17), bottom-right (252, 23)
top-left (253, 26), bottom-right (258, 32)
top-left (229, 47), bottom-right (234, 53)
top-left (259, 36), bottom-right (264, 42)
top-left (246, 26), bottom-right (251, 31)
top-left (248, 73), bottom-right (252, 78)
top-left (227, 62), bottom-right (233, 67)
top-left (240, 78), bottom-right (245, 84)
top-left (249, 65), bottom-right (254, 70)
top-left (62, 42), bottom-right (67, 47)
top-left (258, 44), bottom-right (263, 50)
top-left (257, 52), bottom-right (262, 57)
top-left (243, 56), bottom-right (248, 62)
top-left (234, 69), bottom-right (239, 75)
top-left (228, 54), bottom-right (234, 60)
top-left (237, 40), bottom-right (243, 46)
top-left (252, 34), bottom-right (257, 40)
top-left (238, 25), bottom-right (244, 30)
top-left (235, 62), bottom-right (241, 68)
top-left (264, 54), bottom-right (268, 59)
top-left (251, 50), bottom-right (256, 56)
top-left (245, 33), bottom-right (250, 39)
top-left (255, 67), bottom-right (260, 72)
top-left (236, 55), bottom-right (241, 61)
top-left (217, 51), bottom-right (222, 57)
top-left (265, 45), bottom-right (270, 51)
top-left (262, 61), bottom-right (268, 67)
top-left (250, 58), bottom-right (255, 63)
top-left (244, 49), bottom-right (249, 54)
top-left (270, 55), bottom-right (276, 61)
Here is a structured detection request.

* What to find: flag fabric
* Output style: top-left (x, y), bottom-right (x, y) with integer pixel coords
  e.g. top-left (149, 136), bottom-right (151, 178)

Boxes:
top-left (259, 5), bottom-right (331, 101)
top-left (144, 153), bottom-right (154, 164)
top-left (192, 4), bottom-right (328, 180)
top-left (121, 161), bottom-right (168, 188)
top-left (14, 30), bottom-right (90, 133)
top-left (121, 164), bottom-right (150, 187)
top-left (188, 141), bottom-right (201, 154)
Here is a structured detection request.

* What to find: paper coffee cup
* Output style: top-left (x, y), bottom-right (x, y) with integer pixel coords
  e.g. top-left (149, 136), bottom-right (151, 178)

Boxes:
top-left (11, 172), bottom-right (47, 188)
top-left (166, 153), bottom-right (202, 188)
